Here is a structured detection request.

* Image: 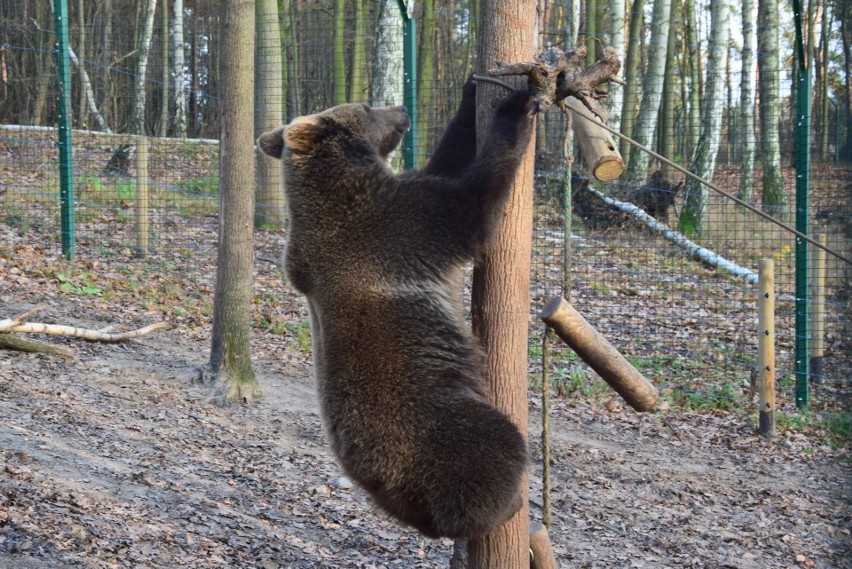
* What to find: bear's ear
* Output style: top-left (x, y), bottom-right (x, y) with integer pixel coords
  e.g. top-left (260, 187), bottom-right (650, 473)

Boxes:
top-left (257, 126), bottom-right (286, 159)
top-left (283, 115), bottom-right (325, 155)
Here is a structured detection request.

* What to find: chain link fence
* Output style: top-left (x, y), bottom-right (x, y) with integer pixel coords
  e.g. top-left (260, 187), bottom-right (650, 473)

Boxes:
top-left (1, 0), bottom-right (849, 429)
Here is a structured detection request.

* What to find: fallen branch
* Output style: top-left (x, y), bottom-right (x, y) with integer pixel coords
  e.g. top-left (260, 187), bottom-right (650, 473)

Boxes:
top-left (0, 307), bottom-right (170, 343)
top-left (583, 185), bottom-right (759, 284)
top-left (0, 334), bottom-right (76, 359)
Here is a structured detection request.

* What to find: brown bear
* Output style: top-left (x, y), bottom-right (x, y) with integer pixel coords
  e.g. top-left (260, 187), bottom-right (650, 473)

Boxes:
top-left (258, 79), bottom-right (535, 539)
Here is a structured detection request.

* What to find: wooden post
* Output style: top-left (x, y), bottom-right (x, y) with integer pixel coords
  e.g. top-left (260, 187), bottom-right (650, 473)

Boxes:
top-left (566, 96), bottom-right (625, 181)
top-left (809, 234), bottom-right (826, 385)
top-left (541, 329), bottom-right (552, 528)
top-left (540, 296), bottom-right (658, 411)
top-left (758, 259), bottom-right (775, 438)
top-left (135, 135), bottom-right (149, 256)
top-left (529, 521), bottom-right (558, 569)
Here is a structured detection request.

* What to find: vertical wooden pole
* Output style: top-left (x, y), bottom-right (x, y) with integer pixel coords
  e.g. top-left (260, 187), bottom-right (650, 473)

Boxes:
top-left (541, 329), bottom-right (552, 529)
top-left (469, 1), bottom-right (536, 566)
top-left (758, 259), bottom-right (775, 438)
top-left (135, 136), bottom-right (150, 256)
top-left (810, 233), bottom-right (826, 385)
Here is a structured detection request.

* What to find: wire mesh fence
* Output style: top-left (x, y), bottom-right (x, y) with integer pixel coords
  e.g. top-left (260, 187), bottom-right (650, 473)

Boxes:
top-left (0, 0), bottom-right (849, 430)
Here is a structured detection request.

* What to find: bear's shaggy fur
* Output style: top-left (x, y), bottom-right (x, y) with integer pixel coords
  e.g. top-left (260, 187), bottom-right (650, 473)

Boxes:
top-left (258, 80), bottom-right (534, 539)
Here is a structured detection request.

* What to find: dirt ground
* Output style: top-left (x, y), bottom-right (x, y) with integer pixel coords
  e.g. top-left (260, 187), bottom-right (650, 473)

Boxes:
top-left (0, 298), bottom-right (849, 569)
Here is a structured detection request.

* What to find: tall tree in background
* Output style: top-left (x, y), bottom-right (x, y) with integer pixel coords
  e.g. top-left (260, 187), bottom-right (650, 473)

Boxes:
top-left (171, 0), bottom-right (187, 137)
top-left (683, 0), bottom-right (701, 163)
top-left (77, 0), bottom-right (88, 129)
top-left (372, 0), bottom-right (404, 170)
top-left (680, 0), bottom-right (729, 235)
top-left (658, 0), bottom-right (679, 182)
top-left (739, 0), bottom-right (757, 200)
top-left (349, 0), bottom-right (367, 101)
top-left (209, 0), bottom-right (262, 404)
top-left (619, 0), bottom-right (644, 164)
top-left (468, 1), bottom-right (536, 566)
top-left (417, 0), bottom-right (436, 164)
top-left (333, 0), bottom-right (347, 104)
top-left (159, 0), bottom-right (169, 137)
top-left (255, 0), bottom-right (286, 229)
top-left (626, 0), bottom-right (671, 181)
top-left (608, 0), bottom-right (626, 133)
top-left (842, 2), bottom-right (852, 160)
top-left (757, 0), bottom-right (786, 213)
top-left (133, 0), bottom-right (158, 135)
top-left (584, 0), bottom-right (596, 67)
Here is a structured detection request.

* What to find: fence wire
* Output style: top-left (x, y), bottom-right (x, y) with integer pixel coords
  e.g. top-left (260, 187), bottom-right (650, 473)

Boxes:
top-left (0, 0), bottom-right (849, 426)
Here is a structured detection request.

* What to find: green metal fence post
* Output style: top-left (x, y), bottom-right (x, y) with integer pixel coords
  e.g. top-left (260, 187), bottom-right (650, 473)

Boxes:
top-left (397, 0), bottom-right (417, 170)
top-left (792, 0), bottom-right (810, 408)
top-left (53, 0), bottom-right (75, 260)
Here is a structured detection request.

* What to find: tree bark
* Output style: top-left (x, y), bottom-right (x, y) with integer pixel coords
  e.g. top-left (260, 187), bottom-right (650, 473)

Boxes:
top-left (333, 0), bottom-right (347, 104)
top-left (680, 0), bottom-right (729, 235)
top-left (371, 0), bottom-right (405, 171)
top-left (626, 0), bottom-right (671, 182)
top-left (739, 0), bottom-right (757, 200)
top-left (842, 5), bottom-right (852, 160)
top-left (683, 0), bottom-right (701, 163)
top-left (209, 0), bottom-right (262, 405)
top-left (619, 0), bottom-right (644, 165)
top-left (349, 0), bottom-right (367, 101)
top-left (417, 0), bottom-right (436, 165)
top-left (171, 0), bottom-right (186, 137)
top-left (255, 0), bottom-right (286, 229)
top-left (757, 0), bottom-right (786, 213)
top-left (159, 0), bottom-right (169, 137)
top-left (607, 0), bottom-right (625, 132)
top-left (77, 0), bottom-right (88, 129)
top-left (658, 0), bottom-right (679, 181)
top-left (469, 2), bottom-right (536, 566)
top-left (133, 0), bottom-right (158, 135)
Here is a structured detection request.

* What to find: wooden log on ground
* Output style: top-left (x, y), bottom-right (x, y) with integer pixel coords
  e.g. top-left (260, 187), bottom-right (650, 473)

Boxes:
top-left (758, 259), bottom-right (776, 438)
top-left (529, 521), bottom-right (558, 569)
top-left (566, 96), bottom-right (624, 181)
top-left (540, 296), bottom-right (658, 412)
top-left (0, 334), bottom-right (76, 359)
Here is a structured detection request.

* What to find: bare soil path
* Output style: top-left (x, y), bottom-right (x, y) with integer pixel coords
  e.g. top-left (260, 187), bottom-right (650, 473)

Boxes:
top-left (0, 298), bottom-right (849, 568)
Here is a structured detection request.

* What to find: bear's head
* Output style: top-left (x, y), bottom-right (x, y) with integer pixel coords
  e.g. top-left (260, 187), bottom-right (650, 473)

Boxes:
top-left (258, 103), bottom-right (410, 162)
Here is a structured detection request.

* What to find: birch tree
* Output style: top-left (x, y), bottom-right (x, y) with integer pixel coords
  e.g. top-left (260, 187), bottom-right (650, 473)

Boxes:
top-left (626, 0), bottom-right (671, 181)
top-left (255, 0), bottom-right (286, 229)
top-left (607, 0), bottom-right (626, 133)
top-left (619, 0), bottom-right (644, 163)
top-left (683, 0), bottom-right (701, 162)
top-left (680, 0), bottom-right (729, 235)
top-left (757, 0), bottom-right (786, 213)
top-left (371, 0), bottom-right (404, 170)
top-left (739, 0), bottom-right (757, 200)
top-left (349, 0), bottom-right (367, 101)
top-left (171, 0), bottom-right (186, 137)
top-left (333, 0), bottom-right (347, 104)
top-left (159, 0), bottom-right (169, 137)
top-left (132, 0), bottom-right (158, 135)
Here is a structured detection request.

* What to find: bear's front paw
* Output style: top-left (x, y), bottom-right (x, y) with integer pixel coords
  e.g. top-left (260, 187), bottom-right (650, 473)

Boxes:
top-left (496, 89), bottom-right (535, 118)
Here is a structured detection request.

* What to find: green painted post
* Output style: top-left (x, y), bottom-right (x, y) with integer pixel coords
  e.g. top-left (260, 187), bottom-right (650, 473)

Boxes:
top-left (792, 0), bottom-right (810, 408)
top-left (398, 0), bottom-right (417, 170)
top-left (53, 0), bottom-right (75, 260)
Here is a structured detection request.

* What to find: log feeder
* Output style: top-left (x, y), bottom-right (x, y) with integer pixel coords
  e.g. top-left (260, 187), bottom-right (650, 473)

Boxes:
top-left (529, 521), bottom-right (558, 569)
top-left (565, 96), bottom-right (624, 181)
top-left (540, 296), bottom-right (659, 412)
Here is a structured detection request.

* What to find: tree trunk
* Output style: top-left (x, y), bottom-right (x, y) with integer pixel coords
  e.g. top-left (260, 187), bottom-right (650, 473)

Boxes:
top-left (171, 0), bottom-right (186, 137)
top-left (255, 0), bottom-right (286, 229)
top-left (842, 5), bottom-right (852, 160)
top-left (417, 0), bottom-right (436, 165)
top-left (607, 0), bottom-right (625, 133)
top-left (757, 0), bottom-right (786, 213)
top-left (680, 0), bottom-right (729, 235)
top-left (619, 0), bottom-right (644, 164)
top-left (658, 0), bottom-right (678, 181)
top-left (209, 0), bottom-right (262, 405)
top-left (333, 0), bottom-right (347, 104)
top-left (626, 0), bottom-right (671, 182)
top-left (739, 0), bottom-right (757, 199)
top-left (683, 0), bottom-right (701, 163)
top-left (133, 0), bottom-right (158, 135)
top-left (77, 0), bottom-right (87, 129)
top-left (159, 0), bottom-right (169, 137)
top-left (371, 0), bottom-right (404, 171)
top-left (584, 0), bottom-right (596, 67)
top-left (349, 0), bottom-right (366, 102)
top-left (468, 2), bottom-right (536, 567)
top-left (818, 3), bottom-right (829, 159)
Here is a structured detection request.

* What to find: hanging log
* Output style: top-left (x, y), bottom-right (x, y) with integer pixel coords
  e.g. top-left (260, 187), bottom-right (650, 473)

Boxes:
top-left (540, 296), bottom-right (658, 412)
top-left (529, 521), bottom-right (558, 569)
top-left (565, 96), bottom-right (624, 181)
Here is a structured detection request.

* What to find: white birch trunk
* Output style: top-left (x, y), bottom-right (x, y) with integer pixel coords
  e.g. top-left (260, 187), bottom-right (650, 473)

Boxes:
top-left (371, 0), bottom-right (404, 171)
top-left (584, 185), bottom-right (758, 284)
top-left (68, 45), bottom-right (112, 133)
top-left (626, 0), bottom-right (671, 181)
top-left (608, 0), bottom-right (626, 132)
top-left (757, 0), bottom-right (785, 212)
top-left (739, 0), bottom-right (757, 200)
top-left (133, 0), bottom-right (158, 135)
top-left (171, 0), bottom-right (186, 138)
top-left (680, 0), bottom-right (729, 234)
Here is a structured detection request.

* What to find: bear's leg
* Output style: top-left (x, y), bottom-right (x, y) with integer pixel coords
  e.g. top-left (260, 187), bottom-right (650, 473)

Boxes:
top-left (423, 77), bottom-right (478, 178)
